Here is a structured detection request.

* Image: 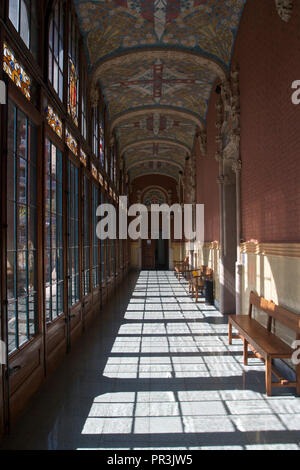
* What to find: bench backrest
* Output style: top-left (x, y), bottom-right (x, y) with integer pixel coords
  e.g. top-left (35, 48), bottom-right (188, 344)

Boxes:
top-left (249, 291), bottom-right (300, 335)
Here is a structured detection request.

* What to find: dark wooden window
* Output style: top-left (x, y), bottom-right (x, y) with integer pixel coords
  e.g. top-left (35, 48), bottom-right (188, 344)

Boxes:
top-left (7, 99), bottom-right (38, 353)
top-left (82, 175), bottom-right (90, 296)
top-left (9, 0), bottom-right (39, 59)
top-left (81, 66), bottom-right (87, 140)
top-left (92, 185), bottom-right (100, 288)
top-left (48, 0), bottom-right (64, 101)
top-left (100, 192), bottom-right (105, 281)
top-left (68, 161), bottom-right (80, 305)
top-left (44, 139), bottom-right (64, 323)
top-left (92, 107), bottom-right (99, 158)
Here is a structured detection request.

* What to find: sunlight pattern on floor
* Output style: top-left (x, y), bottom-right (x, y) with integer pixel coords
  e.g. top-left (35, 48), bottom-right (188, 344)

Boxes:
top-left (80, 271), bottom-right (300, 450)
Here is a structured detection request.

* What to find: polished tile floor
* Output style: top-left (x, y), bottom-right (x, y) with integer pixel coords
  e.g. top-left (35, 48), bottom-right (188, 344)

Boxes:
top-left (1, 271), bottom-right (300, 450)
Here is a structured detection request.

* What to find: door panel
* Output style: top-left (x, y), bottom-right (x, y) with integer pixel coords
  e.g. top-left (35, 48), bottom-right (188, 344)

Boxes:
top-left (83, 292), bottom-right (94, 328)
top-left (46, 316), bottom-right (67, 374)
top-left (142, 240), bottom-right (155, 270)
top-left (0, 365), bottom-right (5, 436)
top-left (69, 302), bottom-right (82, 344)
top-left (8, 336), bottom-right (44, 425)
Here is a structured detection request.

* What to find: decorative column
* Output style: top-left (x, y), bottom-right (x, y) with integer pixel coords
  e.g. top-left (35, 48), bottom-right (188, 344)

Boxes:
top-left (233, 159), bottom-right (243, 315)
top-left (215, 66), bottom-right (241, 314)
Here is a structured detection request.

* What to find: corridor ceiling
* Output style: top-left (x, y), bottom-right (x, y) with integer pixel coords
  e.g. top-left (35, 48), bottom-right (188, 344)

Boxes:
top-left (74, 0), bottom-right (246, 183)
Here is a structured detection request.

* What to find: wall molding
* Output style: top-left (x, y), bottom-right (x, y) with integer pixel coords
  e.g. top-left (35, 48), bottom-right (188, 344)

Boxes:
top-left (241, 242), bottom-right (300, 258)
top-left (202, 241), bottom-right (221, 251)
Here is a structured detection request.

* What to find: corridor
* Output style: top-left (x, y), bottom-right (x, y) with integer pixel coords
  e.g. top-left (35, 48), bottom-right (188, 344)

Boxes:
top-left (1, 271), bottom-right (300, 451)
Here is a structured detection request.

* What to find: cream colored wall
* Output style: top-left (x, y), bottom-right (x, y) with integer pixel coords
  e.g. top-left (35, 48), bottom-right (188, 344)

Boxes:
top-left (171, 242), bottom-right (182, 267)
top-left (241, 243), bottom-right (300, 369)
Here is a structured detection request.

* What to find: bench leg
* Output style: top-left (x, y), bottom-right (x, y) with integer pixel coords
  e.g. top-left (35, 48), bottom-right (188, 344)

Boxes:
top-left (265, 357), bottom-right (272, 397)
top-left (296, 364), bottom-right (300, 396)
top-left (228, 321), bottom-right (232, 345)
top-left (243, 338), bottom-right (248, 366)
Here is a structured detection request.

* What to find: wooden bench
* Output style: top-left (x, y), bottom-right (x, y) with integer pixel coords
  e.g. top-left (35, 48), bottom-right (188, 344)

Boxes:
top-left (228, 291), bottom-right (300, 396)
top-left (174, 257), bottom-right (189, 280)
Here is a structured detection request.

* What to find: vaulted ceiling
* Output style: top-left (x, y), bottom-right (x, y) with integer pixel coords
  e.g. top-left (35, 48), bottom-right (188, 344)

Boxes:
top-left (74, 0), bottom-right (246, 182)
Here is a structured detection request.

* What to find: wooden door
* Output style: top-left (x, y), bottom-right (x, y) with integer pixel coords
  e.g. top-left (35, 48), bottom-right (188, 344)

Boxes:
top-left (142, 240), bottom-right (155, 270)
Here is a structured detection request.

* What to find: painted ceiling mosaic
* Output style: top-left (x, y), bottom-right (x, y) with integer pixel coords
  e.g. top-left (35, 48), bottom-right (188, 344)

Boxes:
top-left (129, 161), bottom-right (181, 182)
top-left (116, 112), bottom-right (197, 153)
top-left (125, 143), bottom-right (186, 170)
top-left (74, 0), bottom-right (246, 68)
top-left (74, 0), bottom-right (246, 181)
top-left (96, 52), bottom-right (220, 121)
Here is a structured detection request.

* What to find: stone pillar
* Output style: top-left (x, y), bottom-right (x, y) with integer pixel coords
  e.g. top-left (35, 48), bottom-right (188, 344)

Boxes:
top-left (233, 159), bottom-right (243, 315)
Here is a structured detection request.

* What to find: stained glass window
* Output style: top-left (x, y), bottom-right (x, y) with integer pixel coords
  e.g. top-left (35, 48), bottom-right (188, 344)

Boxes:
top-left (7, 100), bottom-right (38, 353)
top-left (91, 164), bottom-right (98, 180)
top-left (3, 43), bottom-right (31, 101)
top-left (92, 107), bottom-right (99, 158)
top-left (46, 105), bottom-right (62, 138)
top-left (44, 139), bottom-right (64, 323)
top-left (66, 128), bottom-right (78, 156)
top-left (68, 13), bottom-right (79, 126)
top-left (98, 173), bottom-right (104, 187)
top-left (100, 116), bottom-right (104, 167)
top-left (68, 161), bottom-right (80, 306)
top-left (48, 0), bottom-right (64, 101)
top-left (9, 0), bottom-right (39, 59)
top-left (68, 59), bottom-right (79, 126)
top-left (80, 149), bottom-right (87, 167)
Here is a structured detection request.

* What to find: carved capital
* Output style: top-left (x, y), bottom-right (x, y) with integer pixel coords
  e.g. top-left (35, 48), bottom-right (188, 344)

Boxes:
top-left (215, 150), bottom-right (223, 162)
top-left (232, 159), bottom-right (242, 173)
top-left (275, 0), bottom-right (293, 22)
top-left (196, 129), bottom-right (207, 157)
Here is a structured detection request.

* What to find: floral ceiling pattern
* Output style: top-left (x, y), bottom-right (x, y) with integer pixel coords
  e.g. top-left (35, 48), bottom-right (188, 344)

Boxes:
top-left (74, 0), bottom-right (246, 181)
top-left (75, 0), bottom-right (246, 68)
top-left (116, 112), bottom-right (197, 154)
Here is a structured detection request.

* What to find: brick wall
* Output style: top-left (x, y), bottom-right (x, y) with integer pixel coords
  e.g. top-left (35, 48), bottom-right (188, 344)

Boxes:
top-left (130, 174), bottom-right (179, 205)
top-left (232, 0), bottom-right (300, 243)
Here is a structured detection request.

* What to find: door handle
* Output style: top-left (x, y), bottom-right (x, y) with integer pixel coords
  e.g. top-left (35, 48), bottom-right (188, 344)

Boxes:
top-left (6, 365), bottom-right (21, 378)
top-left (65, 314), bottom-right (76, 324)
